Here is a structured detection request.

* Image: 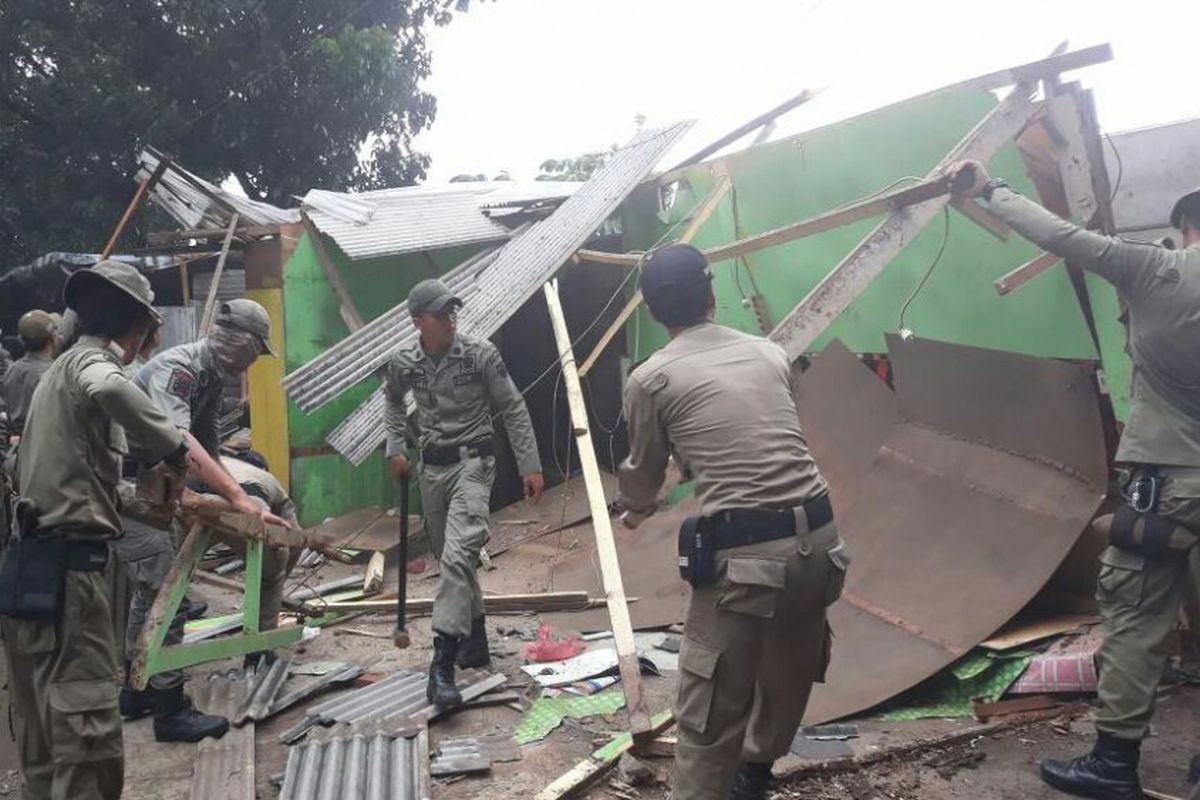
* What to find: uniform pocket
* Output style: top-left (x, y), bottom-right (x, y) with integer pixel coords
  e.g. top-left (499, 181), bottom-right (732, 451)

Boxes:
top-left (717, 556), bottom-right (786, 618)
top-left (677, 638), bottom-right (719, 734)
top-left (48, 679), bottom-right (122, 764)
top-left (1096, 546), bottom-right (1146, 607)
top-left (465, 457), bottom-right (496, 520)
top-left (823, 537), bottom-right (851, 607)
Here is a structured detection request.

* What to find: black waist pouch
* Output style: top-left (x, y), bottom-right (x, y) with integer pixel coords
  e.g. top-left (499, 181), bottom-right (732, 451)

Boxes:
top-left (678, 516), bottom-right (715, 587)
top-left (0, 537), bottom-right (67, 621)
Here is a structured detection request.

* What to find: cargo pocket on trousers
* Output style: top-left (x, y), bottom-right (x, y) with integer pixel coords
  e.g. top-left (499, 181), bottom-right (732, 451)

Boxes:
top-left (677, 638), bottom-right (719, 734)
top-left (1096, 546), bottom-right (1146, 608)
top-left (717, 556), bottom-right (786, 618)
top-left (823, 538), bottom-right (851, 607)
top-left (48, 680), bottom-right (122, 764)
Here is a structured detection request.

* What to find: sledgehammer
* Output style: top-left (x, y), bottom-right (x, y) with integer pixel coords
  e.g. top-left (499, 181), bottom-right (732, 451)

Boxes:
top-left (393, 476), bottom-right (411, 649)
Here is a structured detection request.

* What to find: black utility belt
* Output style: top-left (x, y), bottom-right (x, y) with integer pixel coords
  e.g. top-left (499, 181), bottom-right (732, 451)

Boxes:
top-left (0, 537), bottom-right (110, 621)
top-left (678, 494), bottom-right (834, 587)
top-left (422, 438), bottom-right (493, 466)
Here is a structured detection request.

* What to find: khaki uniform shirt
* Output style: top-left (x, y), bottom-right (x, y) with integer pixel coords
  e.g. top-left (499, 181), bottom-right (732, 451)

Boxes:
top-left (2, 351), bottom-right (52, 435)
top-left (384, 334), bottom-right (541, 475)
top-left (619, 323), bottom-right (828, 516)
top-left (135, 340), bottom-right (224, 458)
top-left (986, 187), bottom-right (1200, 467)
top-left (221, 456), bottom-right (298, 526)
top-left (17, 336), bottom-right (183, 537)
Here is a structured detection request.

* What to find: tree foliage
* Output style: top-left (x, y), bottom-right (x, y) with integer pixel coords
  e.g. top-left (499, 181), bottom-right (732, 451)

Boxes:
top-left (536, 146), bottom-right (617, 182)
top-left (0, 0), bottom-right (478, 265)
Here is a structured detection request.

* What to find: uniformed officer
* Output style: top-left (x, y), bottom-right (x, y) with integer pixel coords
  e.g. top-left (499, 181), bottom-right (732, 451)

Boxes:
top-left (216, 449), bottom-right (300, 634)
top-left (0, 261), bottom-right (187, 800)
top-left (116, 298), bottom-right (289, 742)
top-left (384, 278), bottom-right (544, 708)
top-left (617, 245), bottom-right (849, 800)
top-left (951, 160), bottom-right (1200, 800)
top-left (2, 310), bottom-right (62, 443)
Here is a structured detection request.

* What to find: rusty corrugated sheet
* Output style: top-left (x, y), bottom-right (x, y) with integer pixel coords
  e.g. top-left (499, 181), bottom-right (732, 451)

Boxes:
top-left (794, 336), bottom-right (1108, 723)
top-left (313, 120), bottom-right (695, 463)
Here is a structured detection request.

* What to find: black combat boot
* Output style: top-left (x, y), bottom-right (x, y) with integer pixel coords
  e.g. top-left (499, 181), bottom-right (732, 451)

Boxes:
top-left (427, 634), bottom-right (464, 708)
top-left (153, 685), bottom-right (230, 743)
top-left (456, 616), bottom-right (490, 668)
top-left (730, 761), bottom-right (776, 800)
top-left (118, 685), bottom-right (156, 720)
top-left (1040, 733), bottom-right (1143, 800)
top-left (182, 596), bottom-right (208, 621)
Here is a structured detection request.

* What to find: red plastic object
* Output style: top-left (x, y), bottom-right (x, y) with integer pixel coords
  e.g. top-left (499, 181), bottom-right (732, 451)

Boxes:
top-left (524, 624), bottom-right (584, 663)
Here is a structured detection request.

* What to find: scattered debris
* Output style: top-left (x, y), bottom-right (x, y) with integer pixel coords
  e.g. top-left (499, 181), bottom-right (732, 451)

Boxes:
top-left (514, 691), bottom-right (627, 745)
top-left (279, 727), bottom-right (430, 800)
top-left (926, 748), bottom-right (987, 780)
top-left (526, 625), bottom-right (585, 663)
top-left (233, 657), bottom-right (290, 725)
top-left (616, 753), bottom-right (655, 787)
top-left (655, 635), bottom-right (681, 654)
top-left (190, 671), bottom-right (255, 800)
top-left (430, 738), bottom-right (492, 777)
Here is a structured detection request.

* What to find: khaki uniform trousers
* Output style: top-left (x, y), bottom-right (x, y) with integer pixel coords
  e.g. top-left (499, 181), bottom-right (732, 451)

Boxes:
top-left (673, 521), bottom-right (849, 800)
top-left (418, 456), bottom-right (495, 639)
top-left (1095, 466), bottom-right (1200, 740)
top-left (1, 558), bottom-right (123, 800)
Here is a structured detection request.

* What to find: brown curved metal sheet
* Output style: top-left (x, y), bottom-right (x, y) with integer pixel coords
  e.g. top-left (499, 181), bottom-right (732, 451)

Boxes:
top-left (798, 336), bottom-right (1108, 723)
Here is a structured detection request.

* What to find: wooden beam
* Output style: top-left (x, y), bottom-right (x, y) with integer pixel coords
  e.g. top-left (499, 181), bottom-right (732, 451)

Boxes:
top-left (301, 211), bottom-right (365, 332)
top-left (198, 214), bottom-right (240, 336)
top-left (101, 155), bottom-right (171, 258)
top-left (577, 173), bottom-right (969, 269)
top-left (664, 89), bottom-right (820, 174)
top-left (146, 223), bottom-right (284, 246)
top-left (993, 251), bottom-right (1063, 295)
top-left (543, 280), bottom-right (653, 739)
top-left (535, 712), bottom-right (675, 800)
top-left (575, 249), bottom-right (647, 267)
top-left (576, 176), bottom-right (733, 377)
top-left (770, 83), bottom-right (1042, 359)
top-left (318, 590), bottom-right (596, 615)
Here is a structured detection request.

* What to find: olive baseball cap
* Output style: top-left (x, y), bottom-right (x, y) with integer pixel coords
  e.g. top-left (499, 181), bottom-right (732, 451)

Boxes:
top-left (17, 310), bottom-right (62, 345)
top-left (408, 279), bottom-right (462, 317)
top-left (216, 298), bottom-right (277, 357)
top-left (63, 260), bottom-right (164, 325)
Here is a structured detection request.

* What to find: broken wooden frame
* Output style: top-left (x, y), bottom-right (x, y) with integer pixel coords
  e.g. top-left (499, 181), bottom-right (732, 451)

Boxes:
top-left (129, 501), bottom-right (344, 690)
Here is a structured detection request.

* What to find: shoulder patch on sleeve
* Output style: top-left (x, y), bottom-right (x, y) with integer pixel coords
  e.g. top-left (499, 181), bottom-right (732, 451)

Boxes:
top-left (647, 372), bottom-right (669, 395)
top-left (166, 368), bottom-right (197, 400)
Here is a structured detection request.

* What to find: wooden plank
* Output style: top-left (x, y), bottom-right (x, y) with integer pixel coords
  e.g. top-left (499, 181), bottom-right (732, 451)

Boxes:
top-left (199, 213), bottom-right (240, 336)
top-left (146, 223), bottom-right (284, 246)
top-left (577, 176), bottom-right (733, 378)
top-left (981, 613), bottom-right (1098, 650)
top-left (301, 211), bottom-right (365, 331)
top-left (951, 198), bottom-right (1011, 240)
top-left (543, 280), bottom-right (652, 739)
top-left (535, 712), bottom-right (675, 800)
top-left (577, 173), bottom-right (964, 269)
top-left (319, 591), bottom-right (595, 615)
top-left (770, 83), bottom-right (1042, 360)
top-left (993, 251), bottom-right (1063, 295)
top-left (971, 694), bottom-right (1061, 721)
top-left (664, 89), bottom-right (820, 174)
top-left (101, 155), bottom-right (171, 258)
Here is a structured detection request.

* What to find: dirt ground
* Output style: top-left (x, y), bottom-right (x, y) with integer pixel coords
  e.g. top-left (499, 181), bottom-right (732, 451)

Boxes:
top-left (1, 530), bottom-right (1197, 800)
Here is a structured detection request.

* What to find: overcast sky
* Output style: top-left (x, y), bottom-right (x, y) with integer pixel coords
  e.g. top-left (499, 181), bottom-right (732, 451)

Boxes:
top-left (415, 0), bottom-right (1193, 182)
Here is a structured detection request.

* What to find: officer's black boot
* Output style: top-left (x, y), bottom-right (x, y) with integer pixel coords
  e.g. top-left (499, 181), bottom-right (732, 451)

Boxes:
top-left (1040, 733), bottom-right (1143, 800)
top-left (427, 634), bottom-right (463, 708)
top-left (456, 616), bottom-right (490, 668)
top-left (153, 685), bottom-right (230, 743)
top-left (118, 685), bottom-right (156, 720)
top-left (730, 762), bottom-right (776, 800)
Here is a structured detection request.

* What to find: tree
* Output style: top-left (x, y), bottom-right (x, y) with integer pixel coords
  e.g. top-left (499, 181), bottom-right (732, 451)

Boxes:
top-left (0, 0), bottom-right (480, 266)
top-left (536, 146), bottom-right (617, 182)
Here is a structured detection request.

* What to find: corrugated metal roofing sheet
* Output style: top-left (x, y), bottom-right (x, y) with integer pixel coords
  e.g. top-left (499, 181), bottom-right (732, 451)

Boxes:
top-left (281, 728), bottom-right (430, 800)
top-left (303, 190), bottom-right (511, 260)
top-left (190, 671), bottom-right (255, 800)
top-left (313, 120), bottom-right (695, 463)
top-left (137, 147), bottom-right (298, 230)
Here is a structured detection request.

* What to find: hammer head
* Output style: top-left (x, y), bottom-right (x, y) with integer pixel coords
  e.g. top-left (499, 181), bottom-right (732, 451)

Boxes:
top-left (392, 628), bottom-right (411, 649)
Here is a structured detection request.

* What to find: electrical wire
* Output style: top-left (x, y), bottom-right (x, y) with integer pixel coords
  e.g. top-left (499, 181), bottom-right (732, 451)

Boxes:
top-left (897, 206), bottom-right (952, 332)
top-left (1104, 132), bottom-right (1124, 203)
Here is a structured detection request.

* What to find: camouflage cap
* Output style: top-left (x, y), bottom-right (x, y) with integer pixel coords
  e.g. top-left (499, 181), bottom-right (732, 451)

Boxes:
top-left (407, 279), bottom-right (462, 317)
top-left (63, 260), bottom-right (163, 325)
top-left (215, 298), bottom-right (276, 356)
top-left (17, 310), bottom-right (62, 345)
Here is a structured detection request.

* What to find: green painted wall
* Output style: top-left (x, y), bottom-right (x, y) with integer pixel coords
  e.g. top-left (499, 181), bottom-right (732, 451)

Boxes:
top-left (283, 230), bottom-right (486, 526)
top-left (622, 88), bottom-right (1131, 419)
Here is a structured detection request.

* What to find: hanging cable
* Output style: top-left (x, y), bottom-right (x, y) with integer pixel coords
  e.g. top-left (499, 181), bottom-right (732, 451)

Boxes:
top-left (897, 206), bottom-right (952, 334)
